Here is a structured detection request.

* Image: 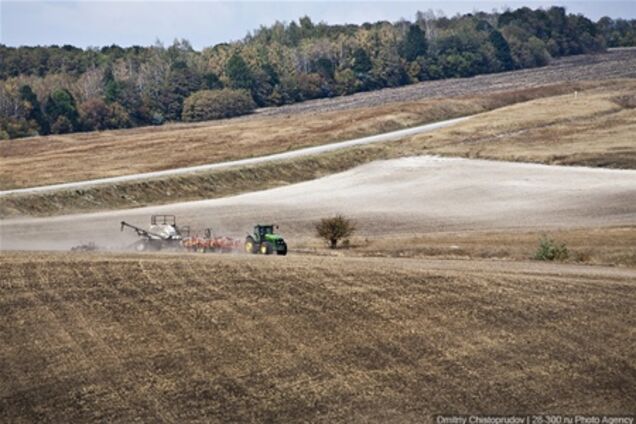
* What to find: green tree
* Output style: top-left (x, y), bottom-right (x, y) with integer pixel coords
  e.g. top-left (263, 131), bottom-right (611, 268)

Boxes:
top-left (352, 48), bottom-right (373, 73)
top-left (45, 89), bottom-right (79, 132)
top-left (488, 30), bottom-right (515, 71)
top-left (225, 53), bottom-right (254, 91)
top-left (161, 60), bottom-right (202, 120)
top-left (314, 57), bottom-right (335, 80)
top-left (402, 24), bottom-right (428, 61)
top-left (203, 72), bottom-right (223, 89)
top-left (102, 66), bottom-right (118, 102)
top-left (19, 84), bottom-right (49, 134)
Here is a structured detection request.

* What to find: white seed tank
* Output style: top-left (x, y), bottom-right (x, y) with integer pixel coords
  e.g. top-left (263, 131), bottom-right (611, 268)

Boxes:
top-left (149, 224), bottom-right (181, 240)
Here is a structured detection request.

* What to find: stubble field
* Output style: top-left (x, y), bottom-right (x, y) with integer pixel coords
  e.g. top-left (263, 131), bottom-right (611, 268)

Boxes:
top-left (1, 252), bottom-right (634, 422)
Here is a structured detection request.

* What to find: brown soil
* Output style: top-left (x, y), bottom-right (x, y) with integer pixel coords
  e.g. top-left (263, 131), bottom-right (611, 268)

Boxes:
top-left (1, 252), bottom-right (634, 422)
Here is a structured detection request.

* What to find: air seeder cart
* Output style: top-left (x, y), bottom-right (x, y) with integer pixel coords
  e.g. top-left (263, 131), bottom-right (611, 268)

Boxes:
top-left (120, 215), bottom-right (186, 251)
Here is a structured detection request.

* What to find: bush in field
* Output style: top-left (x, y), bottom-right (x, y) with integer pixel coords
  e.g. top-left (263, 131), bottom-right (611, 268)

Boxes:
top-left (182, 89), bottom-right (256, 122)
top-left (315, 215), bottom-right (356, 249)
top-left (535, 235), bottom-right (569, 261)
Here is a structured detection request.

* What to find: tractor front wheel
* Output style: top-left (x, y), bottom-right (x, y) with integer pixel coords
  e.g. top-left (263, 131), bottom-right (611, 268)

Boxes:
top-left (260, 242), bottom-right (273, 255)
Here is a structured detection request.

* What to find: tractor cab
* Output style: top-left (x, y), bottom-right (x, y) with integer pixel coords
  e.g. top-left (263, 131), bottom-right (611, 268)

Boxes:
top-left (255, 225), bottom-right (275, 239)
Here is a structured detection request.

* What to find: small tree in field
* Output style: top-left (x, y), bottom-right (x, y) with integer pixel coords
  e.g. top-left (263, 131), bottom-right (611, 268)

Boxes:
top-left (315, 215), bottom-right (356, 249)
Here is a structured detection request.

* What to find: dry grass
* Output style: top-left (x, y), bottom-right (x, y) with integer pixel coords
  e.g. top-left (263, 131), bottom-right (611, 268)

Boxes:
top-left (0, 146), bottom-right (383, 217)
top-left (297, 226), bottom-right (636, 268)
top-left (0, 83), bottom-right (585, 190)
top-left (399, 79), bottom-right (636, 168)
top-left (0, 252), bottom-right (634, 422)
top-left (2, 80), bottom-right (635, 219)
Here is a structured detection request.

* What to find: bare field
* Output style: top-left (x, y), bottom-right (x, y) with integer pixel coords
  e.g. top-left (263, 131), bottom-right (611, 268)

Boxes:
top-left (0, 252), bottom-right (634, 422)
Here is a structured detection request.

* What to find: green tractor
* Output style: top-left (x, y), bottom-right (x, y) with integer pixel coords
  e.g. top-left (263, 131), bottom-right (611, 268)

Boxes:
top-left (245, 224), bottom-right (287, 255)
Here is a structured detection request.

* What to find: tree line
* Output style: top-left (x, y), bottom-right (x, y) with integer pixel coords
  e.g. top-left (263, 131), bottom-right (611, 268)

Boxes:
top-left (1, 6), bottom-right (635, 139)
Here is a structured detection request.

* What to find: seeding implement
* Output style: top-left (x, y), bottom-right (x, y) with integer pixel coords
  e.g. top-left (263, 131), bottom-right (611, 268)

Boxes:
top-left (182, 228), bottom-right (241, 253)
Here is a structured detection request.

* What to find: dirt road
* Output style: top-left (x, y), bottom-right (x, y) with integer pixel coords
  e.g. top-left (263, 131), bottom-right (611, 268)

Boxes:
top-left (2, 156), bottom-right (634, 250)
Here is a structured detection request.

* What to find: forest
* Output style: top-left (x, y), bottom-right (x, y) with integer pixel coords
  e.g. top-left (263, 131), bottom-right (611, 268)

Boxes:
top-left (1, 6), bottom-right (635, 139)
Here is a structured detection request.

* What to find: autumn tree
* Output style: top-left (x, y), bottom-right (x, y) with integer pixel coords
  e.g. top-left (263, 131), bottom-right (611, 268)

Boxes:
top-left (181, 88), bottom-right (256, 121)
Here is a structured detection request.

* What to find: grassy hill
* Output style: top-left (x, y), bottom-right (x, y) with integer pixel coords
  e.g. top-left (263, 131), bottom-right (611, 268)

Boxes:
top-left (2, 78), bottom-right (634, 219)
top-left (2, 49), bottom-right (636, 192)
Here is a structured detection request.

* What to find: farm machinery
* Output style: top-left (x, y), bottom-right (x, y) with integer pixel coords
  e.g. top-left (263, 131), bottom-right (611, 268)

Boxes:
top-left (121, 215), bottom-right (242, 253)
top-left (121, 215), bottom-right (186, 251)
top-left (244, 224), bottom-right (288, 255)
top-left (121, 216), bottom-right (286, 255)
top-left (182, 228), bottom-right (241, 253)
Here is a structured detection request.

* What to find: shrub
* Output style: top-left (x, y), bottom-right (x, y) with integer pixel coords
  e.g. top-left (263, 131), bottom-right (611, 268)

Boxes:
top-left (182, 89), bottom-right (256, 122)
top-left (315, 215), bottom-right (356, 249)
top-left (534, 236), bottom-right (569, 261)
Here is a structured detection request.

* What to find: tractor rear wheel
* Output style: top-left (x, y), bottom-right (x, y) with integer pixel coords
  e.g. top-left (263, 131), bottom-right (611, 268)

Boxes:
top-left (260, 242), bottom-right (273, 255)
top-left (245, 236), bottom-right (258, 254)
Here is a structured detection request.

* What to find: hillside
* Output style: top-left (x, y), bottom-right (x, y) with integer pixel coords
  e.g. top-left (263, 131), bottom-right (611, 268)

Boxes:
top-left (2, 49), bottom-right (635, 193)
top-left (2, 154), bottom-right (635, 268)
top-left (2, 77), bottom-right (634, 218)
top-left (1, 252), bottom-right (634, 422)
